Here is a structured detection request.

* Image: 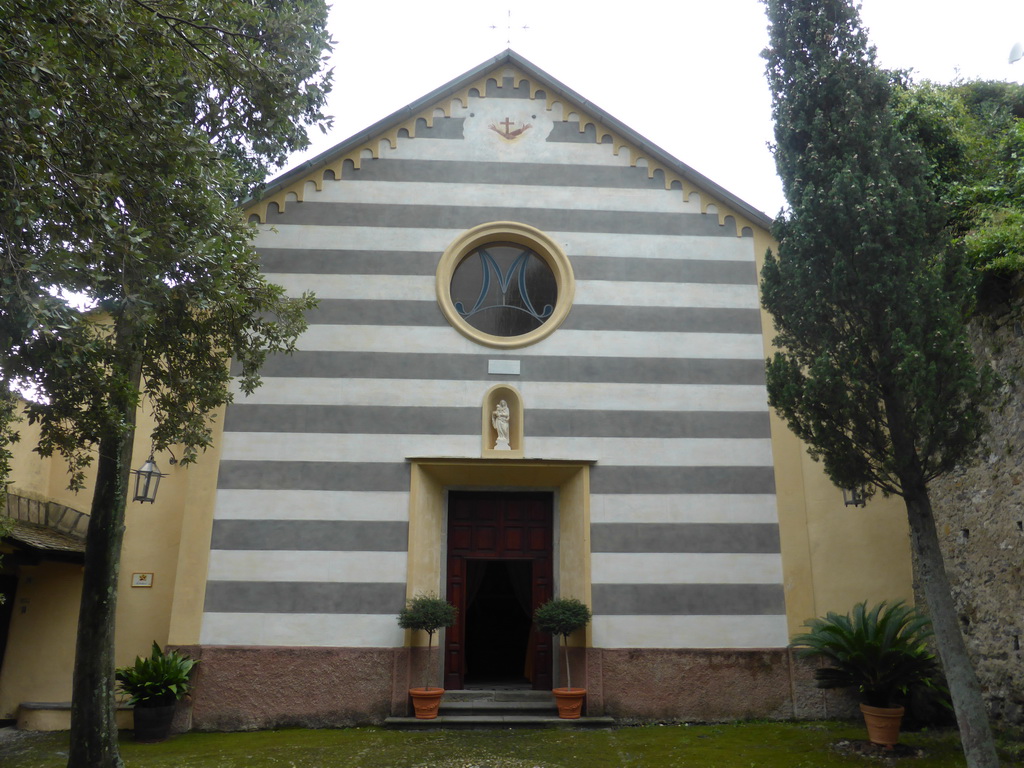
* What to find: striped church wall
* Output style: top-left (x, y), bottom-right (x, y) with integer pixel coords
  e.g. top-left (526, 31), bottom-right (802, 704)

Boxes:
top-left (201, 82), bottom-right (787, 650)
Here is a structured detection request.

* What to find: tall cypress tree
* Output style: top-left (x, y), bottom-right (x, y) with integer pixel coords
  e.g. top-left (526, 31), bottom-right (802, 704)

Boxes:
top-left (761, 2), bottom-right (998, 765)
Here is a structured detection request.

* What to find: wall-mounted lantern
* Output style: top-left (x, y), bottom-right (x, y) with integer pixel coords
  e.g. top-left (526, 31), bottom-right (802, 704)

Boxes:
top-left (842, 487), bottom-right (868, 508)
top-left (131, 455), bottom-right (166, 504)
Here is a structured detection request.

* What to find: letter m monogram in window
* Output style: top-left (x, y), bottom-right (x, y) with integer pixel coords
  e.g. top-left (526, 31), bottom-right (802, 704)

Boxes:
top-left (450, 243), bottom-right (558, 337)
top-left (437, 222), bottom-right (575, 348)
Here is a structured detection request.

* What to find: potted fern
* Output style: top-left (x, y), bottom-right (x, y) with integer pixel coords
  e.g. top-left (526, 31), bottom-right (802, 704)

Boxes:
top-left (115, 642), bottom-right (197, 742)
top-left (790, 600), bottom-right (939, 749)
top-left (533, 597), bottom-right (592, 718)
top-left (397, 594), bottom-right (458, 719)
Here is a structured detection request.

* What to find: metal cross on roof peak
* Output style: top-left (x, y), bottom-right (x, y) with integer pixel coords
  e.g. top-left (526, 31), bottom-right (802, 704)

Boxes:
top-left (488, 9), bottom-right (530, 47)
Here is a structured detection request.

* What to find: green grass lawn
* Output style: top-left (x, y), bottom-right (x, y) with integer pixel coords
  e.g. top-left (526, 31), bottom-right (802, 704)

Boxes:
top-left (5, 721), bottom-right (1016, 768)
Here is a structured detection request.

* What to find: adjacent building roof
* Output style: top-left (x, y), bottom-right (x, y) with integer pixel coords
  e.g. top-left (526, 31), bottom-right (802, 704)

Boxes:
top-left (2, 492), bottom-right (87, 560)
top-left (4, 519), bottom-right (85, 556)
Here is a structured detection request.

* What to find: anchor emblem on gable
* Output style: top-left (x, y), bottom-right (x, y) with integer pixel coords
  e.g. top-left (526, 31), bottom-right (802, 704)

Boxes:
top-left (489, 117), bottom-right (532, 140)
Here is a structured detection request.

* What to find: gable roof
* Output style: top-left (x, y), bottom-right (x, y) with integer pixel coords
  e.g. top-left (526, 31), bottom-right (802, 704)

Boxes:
top-left (249, 50), bottom-right (773, 231)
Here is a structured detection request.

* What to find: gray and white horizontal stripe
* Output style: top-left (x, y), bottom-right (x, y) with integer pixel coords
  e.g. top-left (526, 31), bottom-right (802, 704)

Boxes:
top-left (203, 98), bottom-right (784, 650)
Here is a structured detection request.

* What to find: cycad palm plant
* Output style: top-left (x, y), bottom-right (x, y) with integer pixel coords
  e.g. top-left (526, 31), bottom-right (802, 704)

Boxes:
top-left (791, 600), bottom-right (938, 708)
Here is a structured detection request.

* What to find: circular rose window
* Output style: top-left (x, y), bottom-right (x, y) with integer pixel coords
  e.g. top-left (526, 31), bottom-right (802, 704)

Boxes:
top-left (437, 222), bottom-right (574, 348)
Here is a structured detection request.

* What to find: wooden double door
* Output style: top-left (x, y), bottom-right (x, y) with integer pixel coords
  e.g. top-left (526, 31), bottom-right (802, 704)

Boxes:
top-left (444, 492), bottom-right (554, 690)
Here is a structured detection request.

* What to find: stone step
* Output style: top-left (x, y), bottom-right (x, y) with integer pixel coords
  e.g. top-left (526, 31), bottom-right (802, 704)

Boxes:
top-left (384, 714), bottom-right (616, 730)
top-left (443, 689), bottom-right (552, 702)
top-left (439, 688), bottom-right (556, 718)
top-left (439, 700), bottom-right (556, 715)
top-left (384, 688), bottom-right (616, 730)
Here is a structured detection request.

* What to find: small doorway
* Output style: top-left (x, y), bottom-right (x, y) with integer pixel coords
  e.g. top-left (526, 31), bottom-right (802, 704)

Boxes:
top-left (0, 574), bottom-right (17, 726)
top-left (444, 492), bottom-right (553, 690)
top-left (464, 560), bottom-right (532, 684)
top-left (0, 575), bottom-right (16, 672)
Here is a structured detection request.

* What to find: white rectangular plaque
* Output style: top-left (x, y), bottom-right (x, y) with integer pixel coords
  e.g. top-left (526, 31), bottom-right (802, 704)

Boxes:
top-left (488, 359), bottom-right (521, 375)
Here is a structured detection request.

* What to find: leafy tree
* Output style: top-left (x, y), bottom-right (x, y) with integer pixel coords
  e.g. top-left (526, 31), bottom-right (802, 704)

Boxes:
top-left (534, 597), bottom-right (592, 690)
top-left (894, 79), bottom-right (1024, 275)
top-left (761, 1), bottom-right (998, 766)
top-left (955, 107), bottom-right (1024, 275)
top-left (397, 595), bottom-right (458, 690)
top-left (0, 2), bottom-right (330, 766)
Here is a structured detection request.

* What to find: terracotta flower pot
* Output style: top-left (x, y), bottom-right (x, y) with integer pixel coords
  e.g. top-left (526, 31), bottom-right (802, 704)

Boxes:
top-left (552, 687), bottom-right (586, 719)
top-left (860, 703), bottom-right (905, 749)
top-left (409, 687), bottom-right (444, 719)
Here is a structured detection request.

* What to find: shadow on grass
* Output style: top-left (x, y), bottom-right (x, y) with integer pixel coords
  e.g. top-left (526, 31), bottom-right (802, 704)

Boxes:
top-left (1, 721), bottom-right (1012, 768)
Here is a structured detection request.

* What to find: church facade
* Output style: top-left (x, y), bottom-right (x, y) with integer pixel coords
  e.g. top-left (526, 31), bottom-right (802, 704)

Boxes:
top-left (0, 52), bottom-right (915, 728)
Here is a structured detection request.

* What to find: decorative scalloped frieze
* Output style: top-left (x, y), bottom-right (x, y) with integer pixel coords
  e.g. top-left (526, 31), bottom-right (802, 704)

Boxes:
top-left (245, 66), bottom-right (759, 237)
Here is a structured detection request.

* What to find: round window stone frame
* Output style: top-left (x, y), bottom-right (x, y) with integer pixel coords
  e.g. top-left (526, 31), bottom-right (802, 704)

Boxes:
top-left (436, 221), bottom-right (575, 349)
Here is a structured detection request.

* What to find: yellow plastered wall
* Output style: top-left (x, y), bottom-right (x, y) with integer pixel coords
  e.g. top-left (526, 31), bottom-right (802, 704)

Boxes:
top-left (7, 418), bottom-right (48, 500)
top-left (0, 400), bottom-right (220, 719)
top-left (0, 562), bottom-right (82, 715)
top-left (748, 225), bottom-right (914, 637)
top-left (165, 407), bottom-right (224, 646)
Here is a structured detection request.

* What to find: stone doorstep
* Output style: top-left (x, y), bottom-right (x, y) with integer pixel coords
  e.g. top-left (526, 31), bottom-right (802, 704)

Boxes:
top-left (440, 700), bottom-right (556, 714)
top-left (439, 689), bottom-right (559, 717)
top-left (384, 714), bottom-right (616, 729)
top-left (384, 689), bottom-right (616, 730)
top-left (444, 690), bottom-right (552, 702)
top-left (17, 702), bottom-right (133, 732)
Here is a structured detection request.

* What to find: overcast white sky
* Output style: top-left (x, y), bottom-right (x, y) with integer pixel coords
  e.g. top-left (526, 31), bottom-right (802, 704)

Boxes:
top-left (282, 0), bottom-right (1024, 218)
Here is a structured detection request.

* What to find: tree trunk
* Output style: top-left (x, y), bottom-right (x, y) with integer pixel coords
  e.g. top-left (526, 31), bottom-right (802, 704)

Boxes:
top-left (904, 488), bottom-right (1000, 768)
top-left (67, 352), bottom-right (141, 768)
top-left (563, 636), bottom-right (571, 690)
top-left (423, 632), bottom-right (432, 691)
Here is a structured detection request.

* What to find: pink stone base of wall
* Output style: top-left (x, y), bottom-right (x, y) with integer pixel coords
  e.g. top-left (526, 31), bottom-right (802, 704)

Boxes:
top-left (173, 645), bottom-right (411, 731)
top-left (173, 645), bottom-right (857, 730)
top-left (590, 648), bottom-right (858, 722)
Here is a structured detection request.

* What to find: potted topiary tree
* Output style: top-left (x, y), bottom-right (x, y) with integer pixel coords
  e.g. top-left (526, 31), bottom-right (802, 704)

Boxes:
top-left (533, 596), bottom-right (592, 718)
top-left (397, 593), bottom-right (458, 719)
top-left (790, 600), bottom-right (940, 749)
top-left (115, 642), bottom-right (197, 742)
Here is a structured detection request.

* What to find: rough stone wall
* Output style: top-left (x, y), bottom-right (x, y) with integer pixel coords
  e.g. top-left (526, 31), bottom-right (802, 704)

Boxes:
top-left (927, 284), bottom-right (1024, 733)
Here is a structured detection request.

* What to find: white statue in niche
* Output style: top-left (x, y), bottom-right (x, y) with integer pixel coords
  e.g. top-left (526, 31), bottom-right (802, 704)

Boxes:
top-left (492, 399), bottom-right (511, 450)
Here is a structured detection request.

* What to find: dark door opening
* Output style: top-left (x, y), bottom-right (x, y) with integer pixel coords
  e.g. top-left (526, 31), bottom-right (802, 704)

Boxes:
top-left (444, 491), bottom-right (553, 690)
top-left (0, 574), bottom-right (17, 725)
top-left (464, 560), bottom-right (533, 685)
top-left (0, 575), bottom-right (16, 671)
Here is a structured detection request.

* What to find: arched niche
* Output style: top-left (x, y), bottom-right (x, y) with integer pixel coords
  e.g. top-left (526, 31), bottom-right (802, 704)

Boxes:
top-left (481, 385), bottom-right (524, 458)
